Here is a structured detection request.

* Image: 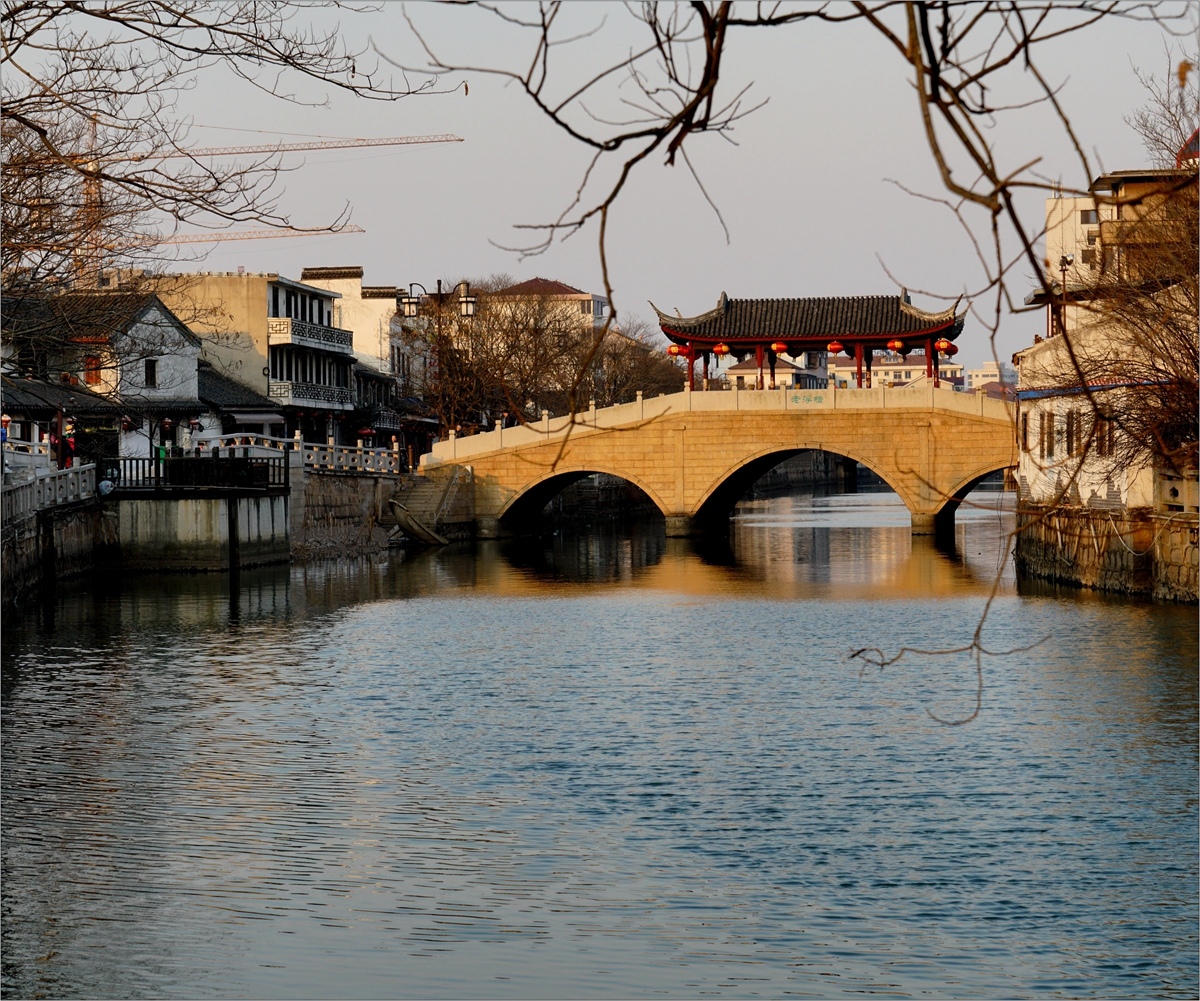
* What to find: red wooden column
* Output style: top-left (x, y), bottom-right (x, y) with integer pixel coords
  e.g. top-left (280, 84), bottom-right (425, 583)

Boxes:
top-left (865, 347), bottom-right (874, 389)
top-left (687, 343), bottom-right (695, 391)
top-left (854, 343), bottom-right (864, 388)
top-left (924, 338), bottom-right (934, 380)
top-left (755, 345), bottom-right (764, 390)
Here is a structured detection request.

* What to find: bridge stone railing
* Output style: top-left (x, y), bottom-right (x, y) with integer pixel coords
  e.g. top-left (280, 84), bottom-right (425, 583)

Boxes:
top-left (424, 383), bottom-right (1013, 466)
top-left (195, 432), bottom-right (406, 474)
top-left (1, 462), bottom-right (97, 525)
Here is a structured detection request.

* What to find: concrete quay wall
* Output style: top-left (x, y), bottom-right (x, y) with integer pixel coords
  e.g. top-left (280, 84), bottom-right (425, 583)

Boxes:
top-left (2, 500), bottom-right (101, 608)
top-left (1015, 506), bottom-right (1198, 602)
top-left (114, 494), bottom-right (290, 570)
top-left (290, 463), bottom-right (412, 556)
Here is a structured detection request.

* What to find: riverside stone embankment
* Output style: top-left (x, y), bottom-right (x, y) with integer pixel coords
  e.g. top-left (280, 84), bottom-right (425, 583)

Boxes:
top-left (1015, 506), bottom-right (1198, 602)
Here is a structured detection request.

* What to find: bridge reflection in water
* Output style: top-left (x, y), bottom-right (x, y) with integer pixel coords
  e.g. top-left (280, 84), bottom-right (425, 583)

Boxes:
top-left (22, 486), bottom-right (1017, 636)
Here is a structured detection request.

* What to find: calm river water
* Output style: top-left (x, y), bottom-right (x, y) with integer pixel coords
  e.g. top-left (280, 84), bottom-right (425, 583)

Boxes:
top-left (2, 489), bottom-right (1197, 999)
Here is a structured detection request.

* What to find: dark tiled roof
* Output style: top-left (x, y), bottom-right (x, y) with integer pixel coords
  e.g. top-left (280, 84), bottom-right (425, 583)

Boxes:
top-left (301, 266), bottom-right (363, 280)
top-left (1, 375), bottom-right (121, 415)
top-left (2, 291), bottom-right (200, 346)
top-left (653, 293), bottom-right (964, 344)
top-left (493, 277), bottom-right (588, 297)
top-left (197, 364), bottom-right (275, 410)
top-left (361, 286), bottom-right (398, 299)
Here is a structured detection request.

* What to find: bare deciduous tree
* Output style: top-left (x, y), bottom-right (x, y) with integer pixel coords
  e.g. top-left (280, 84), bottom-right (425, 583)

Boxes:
top-left (415, 280), bottom-right (683, 435)
top-left (2, 0), bottom-right (435, 295)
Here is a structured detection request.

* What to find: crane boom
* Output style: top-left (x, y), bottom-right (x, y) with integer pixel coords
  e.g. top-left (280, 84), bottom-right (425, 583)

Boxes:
top-left (14, 225), bottom-right (366, 254)
top-left (140, 134), bottom-right (463, 160)
top-left (154, 225), bottom-right (366, 245)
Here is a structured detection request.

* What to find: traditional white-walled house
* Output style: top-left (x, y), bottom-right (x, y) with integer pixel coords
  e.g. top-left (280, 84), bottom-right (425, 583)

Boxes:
top-left (1, 291), bottom-right (204, 460)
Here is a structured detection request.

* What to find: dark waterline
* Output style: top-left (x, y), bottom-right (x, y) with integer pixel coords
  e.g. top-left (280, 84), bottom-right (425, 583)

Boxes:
top-left (3, 490), bottom-right (1197, 999)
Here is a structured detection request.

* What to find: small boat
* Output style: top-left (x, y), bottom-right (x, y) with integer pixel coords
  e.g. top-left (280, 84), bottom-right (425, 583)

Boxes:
top-left (388, 498), bottom-right (449, 546)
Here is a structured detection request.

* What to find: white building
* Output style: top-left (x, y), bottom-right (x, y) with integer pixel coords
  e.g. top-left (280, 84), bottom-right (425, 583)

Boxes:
top-left (1015, 164), bottom-right (1198, 513)
top-left (826, 351), bottom-right (964, 389)
top-left (725, 354), bottom-right (826, 389)
top-left (964, 360), bottom-right (1016, 390)
top-left (489, 277), bottom-right (610, 326)
top-left (299, 265), bottom-right (402, 374)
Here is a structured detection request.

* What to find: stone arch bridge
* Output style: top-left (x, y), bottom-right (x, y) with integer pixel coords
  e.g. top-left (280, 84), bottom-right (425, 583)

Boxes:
top-left (418, 384), bottom-right (1017, 537)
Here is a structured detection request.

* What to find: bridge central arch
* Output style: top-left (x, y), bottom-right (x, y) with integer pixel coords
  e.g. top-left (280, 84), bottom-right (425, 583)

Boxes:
top-left (691, 445), bottom-right (904, 527)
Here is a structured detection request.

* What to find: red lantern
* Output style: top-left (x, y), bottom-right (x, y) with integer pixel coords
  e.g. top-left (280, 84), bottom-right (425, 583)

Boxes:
top-left (667, 344), bottom-right (683, 356)
top-left (887, 339), bottom-right (905, 352)
top-left (712, 343), bottom-right (730, 357)
top-left (934, 337), bottom-right (952, 352)
top-left (827, 340), bottom-right (844, 353)
top-left (942, 342), bottom-right (959, 356)
top-left (770, 341), bottom-right (788, 354)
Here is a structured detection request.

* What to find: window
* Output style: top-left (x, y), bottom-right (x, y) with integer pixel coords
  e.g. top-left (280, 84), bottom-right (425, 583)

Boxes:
top-left (1096, 416), bottom-right (1116, 458)
top-left (1080, 209), bottom-right (1099, 224)
top-left (1021, 413), bottom-right (1029, 452)
top-left (1081, 248), bottom-right (1096, 266)
top-left (272, 286), bottom-right (280, 317)
top-left (1065, 410), bottom-right (1076, 456)
top-left (1039, 410), bottom-right (1056, 460)
top-left (85, 356), bottom-right (101, 385)
top-left (145, 358), bottom-right (157, 388)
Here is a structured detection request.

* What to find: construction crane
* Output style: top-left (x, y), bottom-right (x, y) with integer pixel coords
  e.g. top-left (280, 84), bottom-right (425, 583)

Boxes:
top-left (59, 132), bottom-right (462, 274)
top-left (138, 133), bottom-right (463, 160)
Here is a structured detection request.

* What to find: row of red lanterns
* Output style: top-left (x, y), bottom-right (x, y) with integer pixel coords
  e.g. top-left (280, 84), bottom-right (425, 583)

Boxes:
top-left (667, 341), bottom-right (790, 358)
top-left (668, 338), bottom-right (959, 359)
top-left (825, 338), bottom-right (958, 357)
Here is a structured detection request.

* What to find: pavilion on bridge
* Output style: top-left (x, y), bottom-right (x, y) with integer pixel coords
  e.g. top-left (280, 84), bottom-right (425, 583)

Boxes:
top-left (652, 291), bottom-right (965, 390)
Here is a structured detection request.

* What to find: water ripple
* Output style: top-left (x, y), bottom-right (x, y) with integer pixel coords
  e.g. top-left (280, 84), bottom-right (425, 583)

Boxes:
top-left (2, 494), bottom-right (1196, 998)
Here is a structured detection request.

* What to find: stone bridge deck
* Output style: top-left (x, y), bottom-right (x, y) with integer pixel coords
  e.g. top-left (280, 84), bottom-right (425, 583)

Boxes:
top-left (421, 383), bottom-right (1017, 536)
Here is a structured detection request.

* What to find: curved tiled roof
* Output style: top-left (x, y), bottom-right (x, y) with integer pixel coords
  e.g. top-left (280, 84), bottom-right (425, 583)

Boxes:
top-left (301, 266), bottom-right (363, 280)
top-left (493, 277), bottom-right (589, 297)
top-left (653, 292), bottom-right (964, 344)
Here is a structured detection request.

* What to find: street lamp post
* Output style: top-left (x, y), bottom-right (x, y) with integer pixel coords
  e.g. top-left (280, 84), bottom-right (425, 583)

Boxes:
top-left (401, 280), bottom-right (478, 433)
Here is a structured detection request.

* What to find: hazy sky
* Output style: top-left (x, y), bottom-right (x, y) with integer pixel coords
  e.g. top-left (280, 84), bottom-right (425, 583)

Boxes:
top-left (171, 2), bottom-right (1191, 369)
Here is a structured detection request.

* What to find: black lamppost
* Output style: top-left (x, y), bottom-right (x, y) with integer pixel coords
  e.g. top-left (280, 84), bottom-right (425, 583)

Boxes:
top-left (400, 280), bottom-right (477, 325)
top-left (400, 281), bottom-right (478, 432)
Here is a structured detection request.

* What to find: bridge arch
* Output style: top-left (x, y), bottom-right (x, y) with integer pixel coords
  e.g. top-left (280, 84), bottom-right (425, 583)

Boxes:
top-left (495, 464), bottom-right (671, 532)
top-left (691, 444), bottom-right (913, 526)
top-left (930, 458), bottom-right (1017, 521)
